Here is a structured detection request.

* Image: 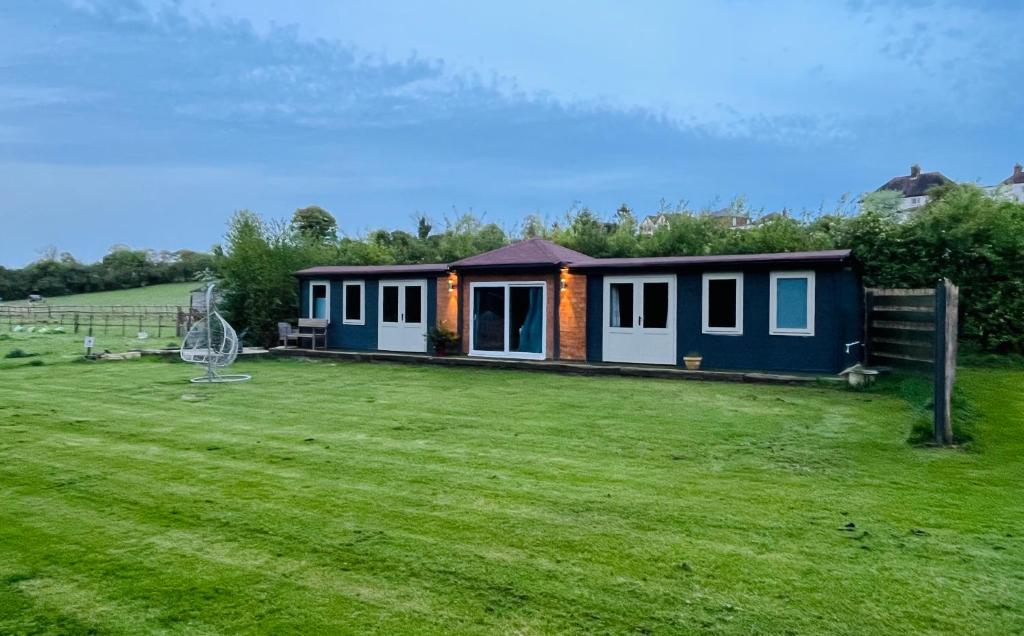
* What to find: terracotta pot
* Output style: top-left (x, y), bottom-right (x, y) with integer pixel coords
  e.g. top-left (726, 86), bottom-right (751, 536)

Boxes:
top-left (683, 356), bottom-right (702, 370)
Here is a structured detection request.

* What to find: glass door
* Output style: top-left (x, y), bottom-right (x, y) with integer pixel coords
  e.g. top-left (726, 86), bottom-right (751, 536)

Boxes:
top-left (602, 275), bottom-right (676, 365)
top-left (470, 282), bottom-right (546, 359)
top-left (377, 280), bottom-right (427, 352)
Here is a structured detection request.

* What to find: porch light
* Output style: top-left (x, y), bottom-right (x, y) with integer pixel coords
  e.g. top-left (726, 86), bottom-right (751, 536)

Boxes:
top-left (448, 276), bottom-right (457, 293)
top-left (560, 267), bottom-right (569, 292)
top-left (560, 278), bottom-right (568, 292)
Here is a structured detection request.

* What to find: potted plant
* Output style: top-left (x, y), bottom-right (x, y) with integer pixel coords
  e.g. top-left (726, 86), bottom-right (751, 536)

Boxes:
top-left (426, 324), bottom-right (459, 356)
top-left (683, 351), bottom-right (703, 370)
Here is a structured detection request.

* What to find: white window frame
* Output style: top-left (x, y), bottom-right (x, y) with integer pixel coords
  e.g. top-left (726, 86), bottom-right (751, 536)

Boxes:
top-left (468, 281), bottom-right (547, 360)
top-left (702, 272), bottom-right (744, 335)
top-left (342, 280), bottom-right (365, 325)
top-left (769, 270), bottom-right (815, 336)
top-left (308, 280), bottom-right (330, 322)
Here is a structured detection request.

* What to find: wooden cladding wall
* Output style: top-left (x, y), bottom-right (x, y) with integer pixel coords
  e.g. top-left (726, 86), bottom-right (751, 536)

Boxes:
top-left (864, 287), bottom-right (937, 365)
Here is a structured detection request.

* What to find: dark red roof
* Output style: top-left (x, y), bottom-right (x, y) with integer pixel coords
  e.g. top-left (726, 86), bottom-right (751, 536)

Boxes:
top-left (1001, 164), bottom-right (1024, 185)
top-left (571, 249), bottom-right (852, 270)
top-left (451, 238), bottom-right (594, 268)
top-left (876, 166), bottom-right (953, 197)
top-left (298, 245), bottom-right (851, 276)
top-left (296, 263), bottom-right (449, 276)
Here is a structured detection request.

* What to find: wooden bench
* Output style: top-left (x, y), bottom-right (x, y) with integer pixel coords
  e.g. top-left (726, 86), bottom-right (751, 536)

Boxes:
top-left (295, 318), bottom-right (328, 350)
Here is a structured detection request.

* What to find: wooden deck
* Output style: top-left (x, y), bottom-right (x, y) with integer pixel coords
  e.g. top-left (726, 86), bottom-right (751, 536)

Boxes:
top-left (269, 347), bottom-right (832, 385)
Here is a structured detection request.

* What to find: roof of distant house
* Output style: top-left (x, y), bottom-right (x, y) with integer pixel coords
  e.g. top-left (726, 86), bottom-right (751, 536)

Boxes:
top-left (706, 208), bottom-right (749, 218)
top-left (451, 238), bottom-right (594, 268)
top-left (876, 164), bottom-right (953, 197)
top-left (295, 263), bottom-right (449, 276)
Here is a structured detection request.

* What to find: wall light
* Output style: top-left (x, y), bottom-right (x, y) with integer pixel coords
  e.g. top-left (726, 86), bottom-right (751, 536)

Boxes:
top-left (560, 267), bottom-right (569, 292)
top-left (448, 276), bottom-right (457, 293)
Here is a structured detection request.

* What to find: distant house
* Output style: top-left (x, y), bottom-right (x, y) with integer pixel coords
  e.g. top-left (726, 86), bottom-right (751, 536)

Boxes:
top-left (639, 209), bottom-right (751, 235)
top-left (639, 213), bottom-right (672, 235)
top-left (874, 164), bottom-right (954, 211)
top-left (745, 209), bottom-right (789, 228)
top-left (705, 208), bottom-right (751, 228)
top-left (984, 163), bottom-right (1024, 203)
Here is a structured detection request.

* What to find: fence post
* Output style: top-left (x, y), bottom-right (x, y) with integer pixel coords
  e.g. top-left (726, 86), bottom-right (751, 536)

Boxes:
top-left (73, 312), bottom-right (80, 334)
top-left (863, 289), bottom-right (874, 365)
top-left (933, 278), bottom-right (958, 445)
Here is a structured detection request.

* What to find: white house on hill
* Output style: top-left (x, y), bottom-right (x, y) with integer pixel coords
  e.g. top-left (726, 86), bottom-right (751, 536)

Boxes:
top-left (874, 164), bottom-right (954, 211)
top-left (984, 163), bottom-right (1024, 203)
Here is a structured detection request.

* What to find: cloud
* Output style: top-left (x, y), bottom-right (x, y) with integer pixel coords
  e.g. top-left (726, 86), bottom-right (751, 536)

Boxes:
top-left (0, 0), bottom-right (1022, 267)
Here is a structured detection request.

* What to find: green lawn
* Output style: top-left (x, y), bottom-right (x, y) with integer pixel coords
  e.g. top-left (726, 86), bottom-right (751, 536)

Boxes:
top-left (0, 332), bottom-right (1021, 634)
top-left (2, 282), bottom-right (195, 307)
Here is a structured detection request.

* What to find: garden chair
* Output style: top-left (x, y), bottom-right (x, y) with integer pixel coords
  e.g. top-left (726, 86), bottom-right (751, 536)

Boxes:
top-left (278, 322), bottom-right (298, 348)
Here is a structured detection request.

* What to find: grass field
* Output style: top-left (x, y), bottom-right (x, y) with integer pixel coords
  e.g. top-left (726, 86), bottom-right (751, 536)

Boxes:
top-left (2, 282), bottom-right (195, 307)
top-left (0, 331), bottom-right (1021, 634)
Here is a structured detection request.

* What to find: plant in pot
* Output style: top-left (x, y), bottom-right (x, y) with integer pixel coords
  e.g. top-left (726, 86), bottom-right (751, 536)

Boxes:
top-left (426, 324), bottom-right (459, 356)
top-left (683, 351), bottom-right (703, 370)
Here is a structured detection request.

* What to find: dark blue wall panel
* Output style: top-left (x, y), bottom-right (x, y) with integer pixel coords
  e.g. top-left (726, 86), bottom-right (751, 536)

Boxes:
top-left (585, 275), bottom-right (604, 362)
top-left (584, 265), bottom-right (861, 374)
top-left (298, 275), bottom-right (437, 352)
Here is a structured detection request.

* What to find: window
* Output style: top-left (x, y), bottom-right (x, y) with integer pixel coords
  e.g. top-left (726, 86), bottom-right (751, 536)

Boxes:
top-left (770, 271), bottom-right (815, 336)
top-left (609, 282), bottom-right (633, 328)
top-left (642, 282), bottom-right (669, 329)
top-left (309, 281), bottom-right (330, 321)
top-left (382, 285), bottom-right (399, 323)
top-left (342, 281), bottom-right (364, 325)
top-left (702, 273), bottom-right (743, 335)
top-left (404, 285), bottom-right (422, 324)
top-left (470, 282), bottom-right (546, 359)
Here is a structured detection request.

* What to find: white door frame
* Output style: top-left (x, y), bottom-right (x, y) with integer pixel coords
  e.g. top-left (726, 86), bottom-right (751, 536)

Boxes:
top-left (377, 279), bottom-right (428, 352)
top-left (308, 279), bottom-right (331, 321)
top-left (602, 274), bottom-right (676, 365)
top-left (468, 281), bottom-right (547, 360)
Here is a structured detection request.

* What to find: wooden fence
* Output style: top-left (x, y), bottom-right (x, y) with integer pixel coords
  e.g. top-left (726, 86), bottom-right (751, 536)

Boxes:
top-left (865, 279), bottom-right (959, 444)
top-left (0, 305), bottom-right (194, 339)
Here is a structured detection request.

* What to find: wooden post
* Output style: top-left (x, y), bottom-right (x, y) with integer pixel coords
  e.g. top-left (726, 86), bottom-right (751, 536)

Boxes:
top-left (74, 312), bottom-right (80, 334)
top-left (863, 289), bottom-right (874, 365)
top-left (157, 314), bottom-right (162, 338)
top-left (933, 279), bottom-right (958, 445)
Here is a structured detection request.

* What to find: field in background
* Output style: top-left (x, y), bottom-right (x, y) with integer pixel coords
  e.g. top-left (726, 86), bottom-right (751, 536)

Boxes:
top-left (1, 282), bottom-right (199, 339)
top-left (0, 330), bottom-right (1021, 633)
top-left (1, 282), bottom-right (195, 307)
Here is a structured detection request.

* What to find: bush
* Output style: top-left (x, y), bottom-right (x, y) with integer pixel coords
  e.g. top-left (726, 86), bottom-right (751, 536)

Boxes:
top-left (4, 349), bottom-right (36, 359)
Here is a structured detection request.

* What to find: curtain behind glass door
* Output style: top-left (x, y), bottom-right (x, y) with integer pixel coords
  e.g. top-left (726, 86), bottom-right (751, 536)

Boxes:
top-left (510, 286), bottom-right (543, 354)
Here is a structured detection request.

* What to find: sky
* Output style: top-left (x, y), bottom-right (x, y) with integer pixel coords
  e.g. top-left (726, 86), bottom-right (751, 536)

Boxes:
top-left (1, 0), bottom-right (1022, 267)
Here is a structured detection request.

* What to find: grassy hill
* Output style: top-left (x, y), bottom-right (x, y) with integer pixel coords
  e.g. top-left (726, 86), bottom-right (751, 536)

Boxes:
top-left (3, 282), bottom-right (196, 307)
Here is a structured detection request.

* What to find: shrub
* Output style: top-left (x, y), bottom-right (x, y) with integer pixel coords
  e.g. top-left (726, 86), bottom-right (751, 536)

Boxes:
top-left (4, 349), bottom-right (35, 359)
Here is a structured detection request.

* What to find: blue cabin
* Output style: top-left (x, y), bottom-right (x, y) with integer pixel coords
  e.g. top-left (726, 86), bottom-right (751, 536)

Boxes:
top-left (296, 240), bottom-right (863, 374)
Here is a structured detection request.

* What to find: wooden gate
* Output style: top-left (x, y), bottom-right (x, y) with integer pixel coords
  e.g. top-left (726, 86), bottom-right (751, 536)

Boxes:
top-left (865, 279), bottom-right (959, 444)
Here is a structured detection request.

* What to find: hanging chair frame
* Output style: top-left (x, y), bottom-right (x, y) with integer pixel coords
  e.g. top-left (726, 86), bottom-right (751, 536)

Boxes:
top-left (180, 284), bottom-right (251, 383)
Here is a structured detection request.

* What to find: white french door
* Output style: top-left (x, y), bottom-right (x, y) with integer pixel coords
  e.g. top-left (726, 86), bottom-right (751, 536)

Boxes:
top-left (377, 280), bottom-right (427, 352)
top-left (602, 275), bottom-right (676, 365)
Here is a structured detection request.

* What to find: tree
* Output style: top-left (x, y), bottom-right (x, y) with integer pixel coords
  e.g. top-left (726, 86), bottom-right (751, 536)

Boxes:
top-left (416, 215), bottom-right (432, 240)
top-left (291, 206), bottom-right (338, 242)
